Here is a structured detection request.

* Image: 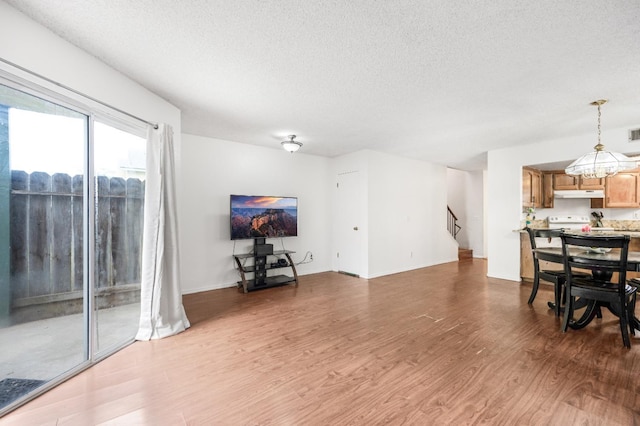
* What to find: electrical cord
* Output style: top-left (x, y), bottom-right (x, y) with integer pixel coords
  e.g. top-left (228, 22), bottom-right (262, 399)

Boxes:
top-left (295, 251), bottom-right (313, 265)
top-left (279, 238), bottom-right (313, 265)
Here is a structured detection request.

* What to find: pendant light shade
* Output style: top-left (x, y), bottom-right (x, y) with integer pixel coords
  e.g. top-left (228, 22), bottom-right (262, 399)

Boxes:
top-left (565, 100), bottom-right (637, 178)
top-left (564, 146), bottom-right (637, 179)
top-left (281, 135), bottom-right (302, 152)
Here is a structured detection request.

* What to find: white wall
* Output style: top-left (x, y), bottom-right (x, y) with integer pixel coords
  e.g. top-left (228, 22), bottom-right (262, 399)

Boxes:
top-left (487, 126), bottom-right (640, 281)
top-left (467, 170), bottom-right (485, 258)
top-left (367, 151), bottom-right (457, 278)
top-left (180, 134), bottom-right (332, 293)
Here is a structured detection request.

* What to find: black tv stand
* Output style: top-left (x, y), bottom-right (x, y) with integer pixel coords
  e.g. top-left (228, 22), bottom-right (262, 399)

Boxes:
top-left (233, 238), bottom-right (298, 293)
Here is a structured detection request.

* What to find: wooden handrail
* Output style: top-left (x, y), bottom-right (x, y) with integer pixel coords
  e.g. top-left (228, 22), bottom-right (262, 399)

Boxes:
top-left (447, 206), bottom-right (458, 221)
top-left (447, 206), bottom-right (461, 239)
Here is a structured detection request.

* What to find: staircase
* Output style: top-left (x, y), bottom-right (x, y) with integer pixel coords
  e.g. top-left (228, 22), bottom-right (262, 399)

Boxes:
top-left (448, 205), bottom-right (472, 261)
top-left (458, 248), bottom-right (473, 261)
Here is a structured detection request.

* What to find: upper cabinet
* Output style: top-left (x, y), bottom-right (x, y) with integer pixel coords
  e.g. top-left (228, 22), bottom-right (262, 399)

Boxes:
top-left (553, 172), bottom-right (605, 190)
top-left (525, 168), bottom-right (634, 209)
top-left (542, 172), bottom-right (554, 208)
top-left (580, 176), bottom-right (606, 190)
top-left (604, 170), bottom-right (640, 208)
top-left (522, 167), bottom-right (542, 208)
top-left (553, 173), bottom-right (578, 190)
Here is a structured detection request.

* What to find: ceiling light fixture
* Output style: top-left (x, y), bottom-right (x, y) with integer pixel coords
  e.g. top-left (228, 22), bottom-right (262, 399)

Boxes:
top-left (281, 135), bottom-right (302, 153)
top-left (565, 99), bottom-right (637, 179)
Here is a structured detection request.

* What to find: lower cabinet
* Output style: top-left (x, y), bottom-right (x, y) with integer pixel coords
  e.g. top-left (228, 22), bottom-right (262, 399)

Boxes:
top-left (520, 232), bottom-right (559, 282)
top-left (520, 231), bottom-right (640, 283)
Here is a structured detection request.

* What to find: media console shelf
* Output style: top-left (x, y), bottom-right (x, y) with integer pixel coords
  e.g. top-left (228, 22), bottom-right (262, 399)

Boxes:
top-left (233, 238), bottom-right (298, 293)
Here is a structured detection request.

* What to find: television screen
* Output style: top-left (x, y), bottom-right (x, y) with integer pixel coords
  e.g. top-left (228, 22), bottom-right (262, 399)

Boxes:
top-left (230, 195), bottom-right (298, 240)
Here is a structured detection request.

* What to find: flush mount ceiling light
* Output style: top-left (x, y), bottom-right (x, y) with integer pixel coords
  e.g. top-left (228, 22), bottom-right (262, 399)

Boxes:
top-left (565, 99), bottom-right (637, 179)
top-left (281, 135), bottom-right (302, 153)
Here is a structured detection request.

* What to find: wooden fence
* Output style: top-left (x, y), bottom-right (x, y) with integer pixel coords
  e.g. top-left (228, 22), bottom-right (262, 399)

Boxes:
top-left (10, 170), bottom-right (144, 310)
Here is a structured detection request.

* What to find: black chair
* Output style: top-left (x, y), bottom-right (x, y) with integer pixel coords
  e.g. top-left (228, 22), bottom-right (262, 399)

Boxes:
top-left (526, 228), bottom-right (588, 316)
top-left (560, 233), bottom-right (637, 348)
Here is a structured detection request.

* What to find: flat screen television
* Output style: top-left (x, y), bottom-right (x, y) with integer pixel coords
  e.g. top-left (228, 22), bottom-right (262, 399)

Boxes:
top-left (230, 195), bottom-right (298, 240)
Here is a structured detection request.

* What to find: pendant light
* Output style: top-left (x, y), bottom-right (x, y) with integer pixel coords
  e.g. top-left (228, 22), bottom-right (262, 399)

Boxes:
top-left (281, 135), bottom-right (302, 153)
top-left (565, 100), bottom-right (637, 178)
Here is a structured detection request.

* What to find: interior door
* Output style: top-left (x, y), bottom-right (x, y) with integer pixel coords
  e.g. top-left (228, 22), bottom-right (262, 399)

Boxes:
top-left (336, 171), bottom-right (362, 276)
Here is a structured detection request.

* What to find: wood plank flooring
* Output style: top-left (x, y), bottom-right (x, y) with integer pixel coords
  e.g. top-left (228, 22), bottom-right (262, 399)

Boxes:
top-left (3, 259), bottom-right (640, 425)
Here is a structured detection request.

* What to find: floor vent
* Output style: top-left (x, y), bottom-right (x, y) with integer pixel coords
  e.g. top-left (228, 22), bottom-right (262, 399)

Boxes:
top-left (630, 128), bottom-right (640, 142)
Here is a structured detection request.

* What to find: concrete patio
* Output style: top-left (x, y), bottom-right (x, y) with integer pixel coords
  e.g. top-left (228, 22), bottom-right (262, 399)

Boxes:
top-left (1, 303), bottom-right (139, 382)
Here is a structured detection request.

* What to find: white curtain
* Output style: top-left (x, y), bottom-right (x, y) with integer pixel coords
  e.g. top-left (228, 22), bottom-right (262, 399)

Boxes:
top-left (136, 123), bottom-right (190, 340)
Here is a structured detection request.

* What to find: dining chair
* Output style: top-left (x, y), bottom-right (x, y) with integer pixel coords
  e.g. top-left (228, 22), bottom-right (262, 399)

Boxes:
top-left (560, 233), bottom-right (637, 348)
top-left (526, 228), bottom-right (588, 316)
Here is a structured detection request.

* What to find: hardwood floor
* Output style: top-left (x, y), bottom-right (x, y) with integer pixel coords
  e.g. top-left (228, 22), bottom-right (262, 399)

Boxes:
top-left (3, 259), bottom-right (640, 425)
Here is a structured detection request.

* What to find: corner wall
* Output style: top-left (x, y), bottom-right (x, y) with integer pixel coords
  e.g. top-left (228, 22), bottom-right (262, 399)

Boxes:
top-left (367, 151), bottom-right (457, 277)
top-left (332, 150), bottom-right (458, 279)
top-left (180, 134), bottom-right (332, 293)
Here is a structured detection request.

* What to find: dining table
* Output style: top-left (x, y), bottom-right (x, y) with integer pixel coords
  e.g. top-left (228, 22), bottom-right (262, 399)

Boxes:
top-left (532, 246), bottom-right (640, 331)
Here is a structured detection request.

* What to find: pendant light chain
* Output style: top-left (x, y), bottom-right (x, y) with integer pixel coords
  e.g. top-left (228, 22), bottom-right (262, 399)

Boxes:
top-left (564, 99), bottom-right (638, 178)
top-left (597, 102), bottom-right (601, 146)
top-left (593, 99), bottom-right (605, 151)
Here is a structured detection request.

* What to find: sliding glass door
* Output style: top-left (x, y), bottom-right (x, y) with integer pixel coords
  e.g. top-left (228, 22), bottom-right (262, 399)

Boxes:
top-left (93, 121), bottom-right (145, 355)
top-left (0, 81), bottom-right (145, 414)
top-left (0, 84), bottom-right (88, 412)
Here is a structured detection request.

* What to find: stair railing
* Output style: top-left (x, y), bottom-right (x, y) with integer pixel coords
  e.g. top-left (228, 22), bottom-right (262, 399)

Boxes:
top-left (447, 206), bottom-right (461, 240)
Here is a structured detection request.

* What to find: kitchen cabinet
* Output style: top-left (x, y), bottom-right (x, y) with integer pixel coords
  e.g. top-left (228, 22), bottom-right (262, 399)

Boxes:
top-left (553, 173), bottom-right (578, 190)
top-left (522, 167), bottom-right (542, 208)
top-left (604, 170), bottom-right (640, 208)
top-left (580, 176), bottom-right (605, 190)
top-left (553, 172), bottom-right (604, 190)
top-left (542, 172), bottom-right (554, 208)
top-left (525, 166), bottom-right (635, 208)
top-left (520, 232), bottom-right (558, 282)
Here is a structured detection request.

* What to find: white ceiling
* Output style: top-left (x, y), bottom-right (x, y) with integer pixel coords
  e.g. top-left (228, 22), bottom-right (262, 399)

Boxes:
top-left (5, 0), bottom-right (640, 170)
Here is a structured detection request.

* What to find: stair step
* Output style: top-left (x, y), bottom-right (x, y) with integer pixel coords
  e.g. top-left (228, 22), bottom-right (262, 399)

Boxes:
top-left (458, 248), bottom-right (473, 260)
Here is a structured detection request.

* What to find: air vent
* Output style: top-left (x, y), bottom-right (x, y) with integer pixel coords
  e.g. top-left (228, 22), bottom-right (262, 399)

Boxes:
top-left (630, 128), bottom-right (640, 142)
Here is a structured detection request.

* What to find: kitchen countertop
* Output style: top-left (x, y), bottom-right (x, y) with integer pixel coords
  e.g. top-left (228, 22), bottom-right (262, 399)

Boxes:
top-left (518, 228), bottom-right (640, 237)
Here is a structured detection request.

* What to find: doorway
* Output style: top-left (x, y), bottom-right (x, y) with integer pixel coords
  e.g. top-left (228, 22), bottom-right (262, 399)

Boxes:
top-left (336, 171), bottom-right (362, 277)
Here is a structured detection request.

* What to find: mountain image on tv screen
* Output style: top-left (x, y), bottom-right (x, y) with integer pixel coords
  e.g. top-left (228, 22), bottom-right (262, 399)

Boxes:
top-left (230, 195), bottom-right (298, 239)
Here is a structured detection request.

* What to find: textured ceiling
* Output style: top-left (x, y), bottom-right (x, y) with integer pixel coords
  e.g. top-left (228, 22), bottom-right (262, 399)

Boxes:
top-left (5, 0), bottom-right (640, 170)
